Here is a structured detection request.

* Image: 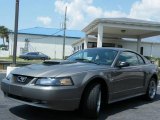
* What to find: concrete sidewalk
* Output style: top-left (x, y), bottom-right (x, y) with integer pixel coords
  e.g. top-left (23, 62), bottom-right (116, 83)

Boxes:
top-left (0, 70), bottom-right (6, 73)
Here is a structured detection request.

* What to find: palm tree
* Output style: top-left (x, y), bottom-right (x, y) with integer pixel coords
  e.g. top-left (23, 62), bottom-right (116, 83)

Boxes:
top-left (0, 26), bottom-right (11, 45)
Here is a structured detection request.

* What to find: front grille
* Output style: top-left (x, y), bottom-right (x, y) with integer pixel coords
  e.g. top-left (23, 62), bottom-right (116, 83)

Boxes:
top-left (13, 75), bottom-right (34, 85)
top-left (6, 93), bottom-right (47, 105)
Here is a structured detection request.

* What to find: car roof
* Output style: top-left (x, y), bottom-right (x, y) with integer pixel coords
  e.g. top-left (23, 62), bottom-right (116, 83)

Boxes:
top-left (26, 52), bottom-right (39, 53)
top-left (85, 47), bottom-right (132, 52)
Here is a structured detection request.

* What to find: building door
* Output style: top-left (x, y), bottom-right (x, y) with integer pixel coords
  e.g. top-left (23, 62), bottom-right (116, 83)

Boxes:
top-left (140, 47), bottom-right (143, 55)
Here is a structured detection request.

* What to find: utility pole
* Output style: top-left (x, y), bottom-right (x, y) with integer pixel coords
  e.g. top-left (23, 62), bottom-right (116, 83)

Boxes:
top-left (62, 6), bottom-right (67, 59)
top-left (12, 0), bottom-right (19, 66)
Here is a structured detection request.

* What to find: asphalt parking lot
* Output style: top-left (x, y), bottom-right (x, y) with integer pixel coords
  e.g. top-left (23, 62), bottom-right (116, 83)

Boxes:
top-left (0, 72), bottom-right (160, 120)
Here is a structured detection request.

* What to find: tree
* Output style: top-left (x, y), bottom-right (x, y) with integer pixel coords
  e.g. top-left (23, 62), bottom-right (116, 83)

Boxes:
top-left (0, 26), bottom-right (11, 45)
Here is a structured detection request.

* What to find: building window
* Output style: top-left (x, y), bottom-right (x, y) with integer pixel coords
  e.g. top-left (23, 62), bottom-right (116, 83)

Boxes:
top-left (117, 45), bottom-right (123, 48)
top-left (140, 47), bottom-right (143, 55)
top-left (82, 43), bottom-right (84, 49)
top-left (88, 42), bottom-right (97, 48)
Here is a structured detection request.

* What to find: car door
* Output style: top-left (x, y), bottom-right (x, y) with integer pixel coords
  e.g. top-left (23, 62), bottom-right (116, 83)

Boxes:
top-left (110, 51), bottom-right (145, 101)
top-left (26, 53), bottom-right (33, 59)
top-left (39, 52), bottom-right (46, 59)
top-left (32, 52), bottom-right (39, 59)
top-left (35, 52), bottom-right (41, 59)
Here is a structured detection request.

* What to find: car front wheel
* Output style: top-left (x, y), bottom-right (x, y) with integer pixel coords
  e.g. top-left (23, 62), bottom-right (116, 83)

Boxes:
top-left (145, 78), bottom-right (157, 100)
top-left (82, 83), bottom-right (102, 118)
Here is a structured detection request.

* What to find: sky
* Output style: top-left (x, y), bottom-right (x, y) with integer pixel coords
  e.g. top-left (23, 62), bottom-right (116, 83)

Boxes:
top-left (0, 0), bottom-right (160, 43)
top-left (1, 0), bottom-right (160, 31)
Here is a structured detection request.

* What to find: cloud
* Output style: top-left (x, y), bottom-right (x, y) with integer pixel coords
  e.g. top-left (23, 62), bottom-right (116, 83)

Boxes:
top-left (37, 16), bottom-right (52, 26)
top-left (54, 0), bottom-right (127, 29)
top-left (129, 0), bottom-right (160, 21)
top-left (54, 0), bottom-right (160, 29)
top-left (104, 11), bottom-right (127, 18)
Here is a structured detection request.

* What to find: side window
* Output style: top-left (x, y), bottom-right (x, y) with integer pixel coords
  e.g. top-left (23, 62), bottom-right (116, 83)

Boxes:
top-left (39, 52), bottom-right (44, 55)
top-left (28, 53), bottom-right (32, 55)
top-left (32, 52), bottom-right (37, 55)
top-left (31, 52), bottom-right (38, 55)
top-left (137, 55), bottom-right (145, 65)
top-left (117, 52), bottom-right (139, 66)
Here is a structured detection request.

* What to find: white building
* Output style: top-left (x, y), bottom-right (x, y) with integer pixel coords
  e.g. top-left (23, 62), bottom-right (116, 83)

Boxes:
top-left (7, 18), bottom-right (160, 59)
top-left (9, 27), bottom-right (85, 59)
top-left (72, 18), bottom-right (160, 58)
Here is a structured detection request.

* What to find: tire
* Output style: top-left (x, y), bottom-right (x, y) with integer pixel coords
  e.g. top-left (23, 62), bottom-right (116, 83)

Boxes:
top-left (145, 78), bottom-right (157, 101)
top-left (26, 57), bottom-right (29, 60)
top-left (42, 57), bottom-right (45, 60)
top-left (82, 83), bottom-right (102, 118)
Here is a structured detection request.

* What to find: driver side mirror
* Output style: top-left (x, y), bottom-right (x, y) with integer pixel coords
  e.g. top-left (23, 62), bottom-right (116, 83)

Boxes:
top-left (116, 61), bottom-right (129, 68)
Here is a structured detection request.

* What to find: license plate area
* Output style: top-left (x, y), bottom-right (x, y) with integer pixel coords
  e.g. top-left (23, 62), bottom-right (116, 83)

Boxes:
top-left (9, 85), bottom-right (22, 96)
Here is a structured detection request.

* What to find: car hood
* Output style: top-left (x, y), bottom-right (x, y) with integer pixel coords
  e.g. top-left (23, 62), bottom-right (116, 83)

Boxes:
top-left (11, 60), bottom-right (109, 77)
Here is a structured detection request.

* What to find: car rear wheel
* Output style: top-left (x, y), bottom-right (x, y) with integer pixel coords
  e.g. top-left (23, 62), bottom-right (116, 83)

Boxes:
top-left (145, 78), bottom-right (157, 100)
top-left (82, 83), bottom-right (102, 118)
top-left (42, 57), bottom-right (46, 60)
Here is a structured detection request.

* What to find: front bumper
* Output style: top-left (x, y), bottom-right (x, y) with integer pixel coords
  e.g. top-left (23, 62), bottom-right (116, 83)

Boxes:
top-left (1, 78), bottom-right (81, 111)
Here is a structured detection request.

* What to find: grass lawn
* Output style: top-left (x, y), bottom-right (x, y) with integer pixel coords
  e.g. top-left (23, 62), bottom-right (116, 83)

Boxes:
top-left (0, 56), bottom-right (49, 65)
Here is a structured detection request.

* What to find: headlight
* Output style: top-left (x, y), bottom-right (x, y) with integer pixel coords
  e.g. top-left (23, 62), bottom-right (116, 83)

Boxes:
top-left (35, 77), bottom-right (73, 86)
top-left (6, 73), bottom-right (13, 80)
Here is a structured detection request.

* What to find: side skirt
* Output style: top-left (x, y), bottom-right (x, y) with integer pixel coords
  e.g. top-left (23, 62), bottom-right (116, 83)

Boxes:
top-left (108, 92), bottom-right (146, 104)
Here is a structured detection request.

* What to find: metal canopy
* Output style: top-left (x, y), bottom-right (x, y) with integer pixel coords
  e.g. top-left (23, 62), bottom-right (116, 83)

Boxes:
top-left (82, 18), bottom-right (160, 39)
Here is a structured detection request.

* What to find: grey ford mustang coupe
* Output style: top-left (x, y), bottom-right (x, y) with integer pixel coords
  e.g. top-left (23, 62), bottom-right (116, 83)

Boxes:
top-left (1, 48), bottom-right (159, 118)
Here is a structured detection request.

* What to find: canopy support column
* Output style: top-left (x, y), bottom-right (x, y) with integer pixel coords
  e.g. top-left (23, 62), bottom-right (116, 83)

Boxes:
top-left (97, 24), bottom-right (103, 47)
top-left (137, 37), bottom-right (141, 54)
top-left (84, 35), bottom-right (88, 49)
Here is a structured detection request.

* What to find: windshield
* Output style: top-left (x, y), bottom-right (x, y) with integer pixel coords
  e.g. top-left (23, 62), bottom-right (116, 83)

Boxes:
top-left (67, 49), bottom-right (118, 65)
